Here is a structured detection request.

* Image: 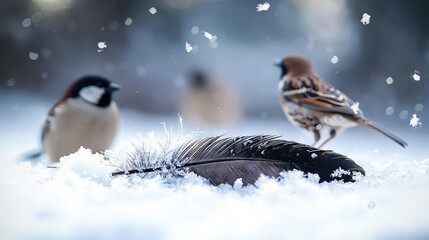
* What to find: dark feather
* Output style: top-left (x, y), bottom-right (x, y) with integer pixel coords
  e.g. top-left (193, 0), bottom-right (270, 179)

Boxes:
top-left (111, 135), bottom-right (365, 185)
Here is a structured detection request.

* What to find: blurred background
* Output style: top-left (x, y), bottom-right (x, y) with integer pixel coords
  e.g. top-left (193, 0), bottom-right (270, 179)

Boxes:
top-left (1, 0), bottom-right (428, 134)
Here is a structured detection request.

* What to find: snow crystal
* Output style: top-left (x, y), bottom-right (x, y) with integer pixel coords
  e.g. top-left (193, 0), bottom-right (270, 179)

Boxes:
top-left (331, 56), bottom-right (339, 64)
top-left (125, 18), bottom-right (133, 26)
top-left (233, 178), bottom-right (243, 189)
top-left (31, 12), bottom-right (42, 23)
top-left (368, 201), bottom-right (376, 209)
top-left (97, 42), bottom-right (107, 52)
top-left (399, 110), bottom-right (409, 120)
top-left (204, 31), bottom-right (213, 40)
top-left (386, 77), bottom-right (394, 85)
top-left (311, 153), bottom-right (318, 159)
top-left (415, 103), bottom-right (424, 112)
top-left (413, 73), bottom-right (420, 81)
top-left (256, 2), bottom-right (270, 12)
top-left (108, 21), bottom-right (119, 31)
top-left (409, 114), bottom-right (422, 128)
top-left (22, 18), bottom-right (31, 27)
top-left (185, 41), bottom-right (193, 53)
top-left (7, 78), bottom-right (15, 87)
top-left (331, 168), bottom-right (351, 178)
top-left (351, 102), bottom-right (360, 114)
top-left (41, 72), bottom-right (48, 79)
top-left (191, 26), bottom-right (199, 35)
top-left (386, 106), bottom-right (394, 116)
top-left (361, 13), bottom-right (371, 25)
top-left (29, 52), bottom-right (39, 60)
top-left (149, 7), bottom-right (157, 14)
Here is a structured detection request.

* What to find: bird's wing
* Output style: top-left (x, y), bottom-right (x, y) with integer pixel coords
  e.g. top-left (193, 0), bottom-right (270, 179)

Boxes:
top-left (282, 75), bottom-right (362, 117)
top-left (41, 100), bottom-right (64, 142)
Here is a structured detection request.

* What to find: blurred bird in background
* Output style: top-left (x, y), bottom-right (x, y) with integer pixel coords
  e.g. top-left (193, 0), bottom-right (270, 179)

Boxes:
top-left (28, 75), bottom-right (121, 161)
top-left (275, 55), bottom-right (408, 148)
top-left (179, 69), bottom-right (243, 126)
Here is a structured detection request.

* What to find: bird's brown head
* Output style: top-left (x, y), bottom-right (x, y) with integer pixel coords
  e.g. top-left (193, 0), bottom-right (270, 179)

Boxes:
top-left (275, 55), bottom-right (314, 79)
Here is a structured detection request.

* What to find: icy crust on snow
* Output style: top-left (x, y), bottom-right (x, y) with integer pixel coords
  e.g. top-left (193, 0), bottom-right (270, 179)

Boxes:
top-left (1, 147), bottom-right (429, 239)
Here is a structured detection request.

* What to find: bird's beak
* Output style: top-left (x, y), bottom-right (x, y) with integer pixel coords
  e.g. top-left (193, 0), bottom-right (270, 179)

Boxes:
top-left (107, 82), bottom-right (121, 92)
top-left (273, 59), bottom-right (282, 68)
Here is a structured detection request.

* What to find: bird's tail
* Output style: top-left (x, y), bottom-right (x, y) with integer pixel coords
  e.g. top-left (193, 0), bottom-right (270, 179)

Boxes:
top-left (358, 119), bottom-right (408, 148)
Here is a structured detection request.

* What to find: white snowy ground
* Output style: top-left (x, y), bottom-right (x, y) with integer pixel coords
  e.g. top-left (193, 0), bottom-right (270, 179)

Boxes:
top-left (1, 92), bottom-right (428, 240)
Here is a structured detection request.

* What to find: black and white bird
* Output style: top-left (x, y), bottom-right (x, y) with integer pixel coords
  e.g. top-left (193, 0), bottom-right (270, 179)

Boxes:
top-left (29, 75), bottom-right (121, 161)
top-left (275, 55), bottom-right (407, 148)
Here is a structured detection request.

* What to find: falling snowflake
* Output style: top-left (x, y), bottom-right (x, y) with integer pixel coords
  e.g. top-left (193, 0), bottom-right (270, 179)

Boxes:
top-left (204, 31), bottom-right (213, 40)
top-left (29, 52), bottom-right (39, 60)
top-left (256, 2), bottom-right (270, 12)
top-left (412, 72), bottom-right (420, 81)
top-left (311, 153), bottom-right (318, 159)
top-left (385, 106), bottom-right (394, 116)
top-left (97, 42), bottom-right (107, 52)
top-left (185, 41), bottom-right (193, 53)
top-left (124, 18), bottom-right (133, 26)
top-left (149, 7), bottom-right (157, 15)
top-left (22, 18), bottom-right (32, 27)
top-left (386, 77), bottom-right (393, 85)
top-left (361, 13), bottom-right (371, 25)
top-left (351, 102), bottom-right (360, 114)
top-left (191, 26), bottom-right (199, 35)
top-left (409, 114), bottom-right (422, 128)
top-left (331, 56), bottom-right (338, 64)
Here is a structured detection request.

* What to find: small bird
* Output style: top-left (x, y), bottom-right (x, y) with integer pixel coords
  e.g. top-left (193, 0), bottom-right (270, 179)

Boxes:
top-left (29, 75), bottom-right (121, 161)
top-left (180, 69), bottom-right (242, 126)
top-left (275, 55), bottom-right (407, 148)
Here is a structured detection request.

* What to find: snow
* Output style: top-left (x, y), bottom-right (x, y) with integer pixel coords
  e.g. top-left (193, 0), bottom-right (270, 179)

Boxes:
top-left (41, 72), bottom-right (48, 79)
top-left (204, 31), bottom-right (213, 40)
top-left (256, 2), bottom-right (270, 12)
top-left (31, 12), bottom-right (43, 23)
top-left (415, 103), bottom-right (424, 112)
top-left (1, 93), bottom-right (429, 240)
top-left (97, 41), bottom-right (107, 52)
top-left (386, 77), bottom-right (394, 85)
top-left (409, 114), bottom-right (422, 128)
top-left (385, 106), bottom-right (394, 116)
top-left (29, 51), bottom-right (39, 60)
top-left (125, 18), bottom-right (133, 26)
top-left (351, 102), bottom-right (360, 114)
top-left (22, 18), bottom-right (31, 27)
top-left (413, 73), bottom-right (421, 81)
top-left (149, 7), bottom-right (157, 15)
top-left (331, 55), bottom-right (338, 64)
top-left (6, 78), bottom-right (15, 87)
top-left (399, 110), bottom-right (409, 120)
top-left (185, 41), bottom-right (193, 53)
top-left (191, 26), bottom-right (199, 35)
top-left (361, 13), bottom-right (371, 25)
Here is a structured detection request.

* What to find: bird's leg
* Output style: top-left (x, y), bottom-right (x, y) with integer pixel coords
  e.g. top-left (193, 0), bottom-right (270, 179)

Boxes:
top-left (318, 129), bottom-right (336, 148)
top-left (311, 130), bottom-right (321, 147)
